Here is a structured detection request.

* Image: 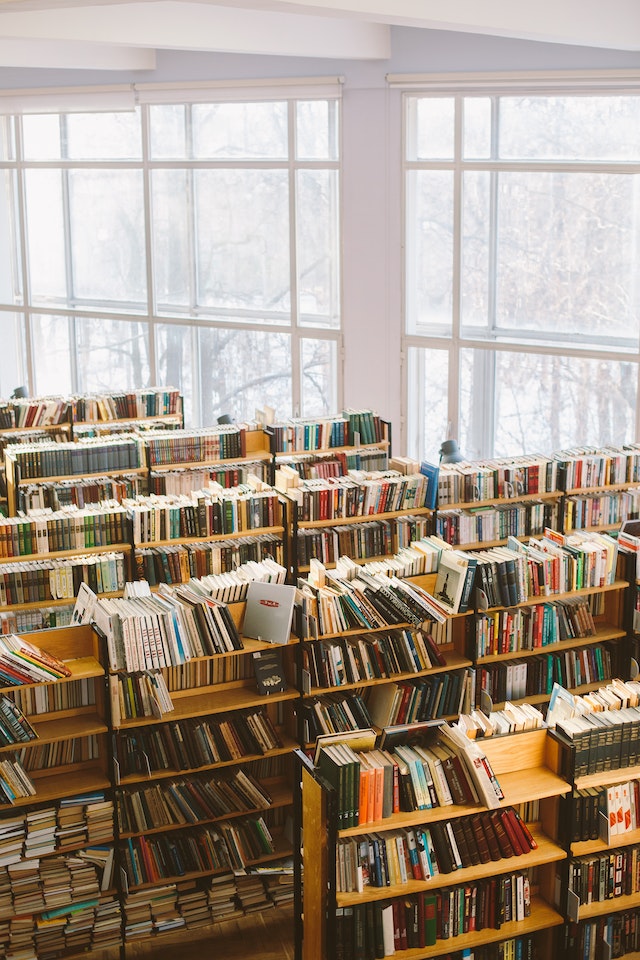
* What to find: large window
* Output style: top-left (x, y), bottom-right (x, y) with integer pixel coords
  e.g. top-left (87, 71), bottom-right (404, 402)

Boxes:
top-left (404, 85), bottom-right (640, 462)
top-left (0, 86), bottom-right (341, 425)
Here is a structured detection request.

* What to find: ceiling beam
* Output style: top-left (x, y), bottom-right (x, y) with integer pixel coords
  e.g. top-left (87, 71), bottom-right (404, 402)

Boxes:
top-left (0, 35), bottom-right (156, 68)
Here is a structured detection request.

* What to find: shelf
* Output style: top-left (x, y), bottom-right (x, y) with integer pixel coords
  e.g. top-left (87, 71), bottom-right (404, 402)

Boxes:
top-left (306, 650), bottom-right (473, 696)
top-left (276, 441), bottom-right (389, 458)
top-left (474, 624), bottom-right (626, 663)
top-left (2, 422), bottom-right (71, 434)
top-left (565, 483), bottom-right (640, 496)
top-left (572, 824), bottom-right (640, 857)
top-left (17, 466), bottom-right (147, 484)
top-left (480, 579), bottom-right (628, 613)
top-left (0, 767), bottom-right (110, 809)
top-left (297, 507), bottom-right (432, 529)
top-left (0, 655), bottom-right (103, 692)
top-left (119, 779), bottom-right (292, 841)
top-left (489, 679), bottom-right (617, 713)
top-left (114, 685), bottom-right (300, 729)
top-left (336, 825), bottom-right (565, 907)
top-left (438, 490), bottom-right (562, 511)
top-left (0, 711), bottom-right (107, 752)
top-left (574, 890), bottom-right (640, 921)
top-left (117, 735), bottom-right (299, 788)
top-left (358, 897), bottom-right (563, 960)
top-left (576, 763), bottom-right (640, 792)
top-left (74, 415), bottom-right (181, 428)
top-left (0, 542), bottom-right (132, 563)
top-left (149, 453), bottom-right (272, 470)
top-left (0, 590), bottom-right (123, 613)
top-left (135, 525), bottom-right (284, 548)
top-left (496, 766), bottom-right (572, 806)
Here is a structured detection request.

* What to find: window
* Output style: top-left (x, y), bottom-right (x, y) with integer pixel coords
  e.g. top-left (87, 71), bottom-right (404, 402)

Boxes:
top-left (403, 83), bottom-right (640, 462)
top-left (0, 85), bottom-right (341, 424)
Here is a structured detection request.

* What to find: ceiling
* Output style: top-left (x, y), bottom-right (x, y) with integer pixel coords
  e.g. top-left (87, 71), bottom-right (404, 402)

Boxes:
top-left (0, 0), bottom-right (637, 71)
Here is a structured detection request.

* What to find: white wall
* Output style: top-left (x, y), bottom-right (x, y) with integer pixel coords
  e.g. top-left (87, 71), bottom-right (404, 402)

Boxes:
top-left (1, 26), bottom-right (639, 441)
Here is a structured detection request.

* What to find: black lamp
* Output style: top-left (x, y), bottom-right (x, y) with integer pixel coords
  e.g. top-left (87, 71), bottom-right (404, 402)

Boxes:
top-left (11, 386), bottom-right (28, 399)
top-left (217, 414), bottom-right (232, 425)
top-left (439, 439), bottom-right (463, 464)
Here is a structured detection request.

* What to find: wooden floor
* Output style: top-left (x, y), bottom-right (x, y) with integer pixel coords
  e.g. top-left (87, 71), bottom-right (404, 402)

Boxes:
top-left (89, 906), bottom-right (295, 960)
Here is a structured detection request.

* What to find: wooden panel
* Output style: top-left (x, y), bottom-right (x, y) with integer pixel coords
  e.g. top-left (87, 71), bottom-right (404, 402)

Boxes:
top-left (302, 767), bottom-right (327, 960)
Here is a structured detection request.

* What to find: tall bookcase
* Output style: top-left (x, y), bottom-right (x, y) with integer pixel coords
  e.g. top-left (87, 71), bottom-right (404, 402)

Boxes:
top-left (295, 726), bottom-right (571, 960)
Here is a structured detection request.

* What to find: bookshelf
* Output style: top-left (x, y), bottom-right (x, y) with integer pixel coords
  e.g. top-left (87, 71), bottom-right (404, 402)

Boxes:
top-left (295, 726), bottom-right (570, 960)
top-left (0, 624), bottom-right (122, 958)
top-left (102, 594), bottom-right (299, 943)
top-left (295, 571), bottom-right (474, 749)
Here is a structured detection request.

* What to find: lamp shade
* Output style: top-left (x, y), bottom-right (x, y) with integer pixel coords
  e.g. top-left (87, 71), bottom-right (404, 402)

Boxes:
top-left (440, 439), bottom-right (463, 464)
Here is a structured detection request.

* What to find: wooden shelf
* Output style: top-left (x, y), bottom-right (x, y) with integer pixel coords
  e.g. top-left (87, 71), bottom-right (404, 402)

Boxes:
top-left (474, 623), bottom-right (626, 663)
top-left (565, 482), bottom-right (640, 496)
top-left (149, 453), bottom-right (272, 471)
top-left (297, 507), bottom-right (432, 529)
top-left (336, 826), bottom-right (564, 907)
top-left (480, 578), bottom-right (628, 613)
top-left (117, 735), bottom-right (299, 788)
top-left (0, 767), bottom-right (110, 809)
top-left (276, 440), bottom-right (389, 458)
top-left (574, 890), bottom-right (640, 920)
top-left (576, 763), bottom-right (640, 792)
top-left (17, 466), bottom-right (146, 484)
top-left (119, 779), bottom-right (292, 841)
top-left (135, 525), bottom-right (284, 548)
top-left (572, 823), bottom-right (640, 857)
top-left (355, 897), bottom-right (563, 959)
top-left (307, 649), bottom-right (473, 696)
top-left (0, 542), bottom-right (132, 563)
top-left (0, 590), bottom-right (123, 613)
top-left (114, 685), bottom-right (299, 729)
top-left (0, 655), bottom-right (103, 692)
top-left (439, 490), bottom-right (561, 511)
top-left (0, 711), bottom-right (107, 752)
top-left (74, 415), bottom-right (181, 428)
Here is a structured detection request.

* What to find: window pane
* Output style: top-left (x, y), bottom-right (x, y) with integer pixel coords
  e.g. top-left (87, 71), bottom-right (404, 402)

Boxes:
top-left (499, 96), bottom-right (640, 161)
top-left (195, 169), bottom-right (290, 319)
top-left (297, 169), bottom-right (340, 328)
top-left (406, 170), bottom-right (454, 334)
top-left (68, 170), bottom-right (147, 308)
top-left (75, 317), bottom-right (150, 393)
top-left (296, 100), bottom-right (338, 160)
top-left (494, 172), bottom-right (640, 344)
top-left (461, 170), bottom-right (490, 329)
top-left (406, 346), bottom-right (450, 463)
top-left (198, 327), bottom-right (292, 423)
top-left (301, 338), bottom-right (337, 417)
top-left (149, 104), bottom-right (188, 159)
top-left (192, 102), bottom-right (288, 159)
top-left (64, 110), bottom-right (142, 160)
top-left (156, 323), bottom-right (196, 426)
top-left (409, 97), bottom-right (455, 161)
top-left (151, 169), bottom-right (191, 312)
top-left (24, 169), bottom-right (67, 301)
top-left (463, 98), bottom-right (492, 159)
top-left (0, 170), bottom-right (23, 306)
top-left (0, 314), bottom-right (26, 398)
top-left (460, 348), bottom-right (637, 457)
top-left (31, 315), bottom-right (73, 395)
top-left (22, 115), bottom-right (61, 160)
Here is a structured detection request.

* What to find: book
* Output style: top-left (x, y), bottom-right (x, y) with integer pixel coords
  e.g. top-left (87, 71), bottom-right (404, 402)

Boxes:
top-left (242, 581), bottom-right (297, 645)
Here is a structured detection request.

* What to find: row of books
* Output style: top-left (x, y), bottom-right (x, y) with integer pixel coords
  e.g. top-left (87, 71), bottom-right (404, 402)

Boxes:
top-left (149, 460), bottom-right (269, 495)
top-left (297, 568), bottom-right (450, 638)
top-left (269, 409), bottom-right (386, 452)
top-left (0, 605), bottom-right (74, 635)
top-left (96, 588), bottom-right (242, 673)
top-left (456, 702), bottom-right (545, 739)
top-left (0, 693), bottom-right (37, 745)
top-left (565, 487), bottom-right (640, 531)
top-left (287, 471), bottom-right (430, 522)
top-left (175, 556), bottom-right (286, 604)
top-left (318, 722), bottom-right (503, 828)
top-left (127, 486), bottom-right (279, 544)
top-left (144, 426), bottom-right (252, 465)
top-left (134, 535), bottom-right (284, 587)
top-left (366, 671), bottom-right (476, 728)
top-left (336, 872), bottom-right (532, 958)
top-left (0, 397), bottom-right (70, 430)
top-left (71, 389), bottom-right (182, 423)
top-left (300, 627), bottom-right (447, 691)
top-left (10, 675), bottom-right (95, 716)
top-left (157, 655), bottom-right (253, 693)
top-left (555, 445), bottom-right (640, 491)
top-left (476, 643), bottom-right (616, 705)
top-left (0, 794), bottom-right (113, 864)
top-left (297, 519), bottom-right (393, 567)
top-left (569, 844), bottom-right (640, 904)
top-left (110, 671), bottom-right (174, 725)
top-left (123, 815), bottom-right (275, 886)
top-left (7, 435), bottom-right (142, 480)
top-left (18, 734), bottom-right (101, 772)
top-left (0, 552), bottom-right (126, 606)
top-left (277, 446), bottom-right (389, 480)
top-left (19, 475), bottom-right (145, 512)
top-left (118, 768), bottom-right (273, 835)
top-left (471, 596), bottom-right (597, 658)
top-left (0, 504), bottom-right (130, 558)
top-left (438, 457), bottom-right (562, 505)
top-left (0, 633), bottom-right (70, 685)
top-left (567, 779), bottom-right (640, 843)
top-left (0, 755), bottom-right (35, 803)
top-left (114, 708), bottom-right (283, 777)
top-left (336, 805), bottom-right (535, 893)
top-left (436, 500), bottom-right (559, 548)
top-left (473, 531), bottom-right (619, 608)
top-left (563, 908), bottom-right (640, 960)
top-left (0, 894), bottom-right (121, 957)
top-left (73, 416), bottom-right (183, 438)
